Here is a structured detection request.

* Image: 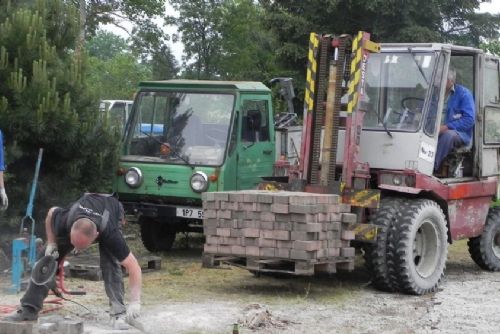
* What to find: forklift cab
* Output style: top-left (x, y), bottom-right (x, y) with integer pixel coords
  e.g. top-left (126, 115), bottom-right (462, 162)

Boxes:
top-left (351, 43), bottom-right (500, 180)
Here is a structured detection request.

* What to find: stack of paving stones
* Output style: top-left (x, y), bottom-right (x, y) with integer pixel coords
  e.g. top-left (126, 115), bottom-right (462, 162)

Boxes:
top-left (202, 190), bottom-right (357, 275)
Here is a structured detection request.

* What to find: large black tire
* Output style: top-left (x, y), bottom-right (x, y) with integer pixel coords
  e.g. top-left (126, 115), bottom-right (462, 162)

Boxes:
top-left (468, 207), bottom-right (500, 271)
top-left (140, 217), bottom-right (176, 252)
top-left (392, 199), bottom-right (448, 295)
top-left (364, 197), bottom-right (403, 292)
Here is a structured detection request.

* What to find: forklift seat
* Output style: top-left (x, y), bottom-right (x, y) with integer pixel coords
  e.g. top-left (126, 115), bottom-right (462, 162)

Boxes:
top-left (454, 138), bottom-right (473, 154)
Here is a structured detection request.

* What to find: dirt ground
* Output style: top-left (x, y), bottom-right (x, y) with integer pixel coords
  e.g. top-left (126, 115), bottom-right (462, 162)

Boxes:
top-left (1, 228), bottom-right (500, 334)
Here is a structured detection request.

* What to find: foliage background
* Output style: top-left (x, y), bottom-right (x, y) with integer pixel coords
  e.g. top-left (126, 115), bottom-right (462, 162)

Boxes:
top-left (0, 0), bottom-right (499, 234)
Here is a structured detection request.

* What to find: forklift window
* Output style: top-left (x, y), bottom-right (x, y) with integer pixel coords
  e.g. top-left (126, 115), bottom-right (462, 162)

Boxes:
top-left (363, 52), bottom-right (435, 132)
top-left (483, 60), bottom-right (500, 145)
top-left (484, 58), bottom-right (499, 104)
top-left (484, 106), bottom-right (500, 144)
top-left (450, 55), bottom-right (474, 93)
top-left (424, 53), bottom-right (446, 136)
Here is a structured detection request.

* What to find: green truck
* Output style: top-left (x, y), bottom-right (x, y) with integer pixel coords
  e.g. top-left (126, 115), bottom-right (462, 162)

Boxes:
top-left (113, 80), bottom-right (284, 251)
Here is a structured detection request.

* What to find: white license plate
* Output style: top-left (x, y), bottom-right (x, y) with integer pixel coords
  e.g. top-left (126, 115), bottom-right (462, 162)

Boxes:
top-left (176, 207), bottom-right (204, 219)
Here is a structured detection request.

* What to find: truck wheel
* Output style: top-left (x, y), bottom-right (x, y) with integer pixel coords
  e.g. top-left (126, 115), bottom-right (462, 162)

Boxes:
top-left (393, 199), bottom-right (448, 295)
top-left (140, 218), bottom-right (176, 252)
top-left (364, 197), bottom-right (402, 292)
top-left (468, 207), bottom-right (500, 271)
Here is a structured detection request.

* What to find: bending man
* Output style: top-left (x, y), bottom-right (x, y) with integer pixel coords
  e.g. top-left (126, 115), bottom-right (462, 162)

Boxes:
top-left (6, 193), bottom-right (142, 329)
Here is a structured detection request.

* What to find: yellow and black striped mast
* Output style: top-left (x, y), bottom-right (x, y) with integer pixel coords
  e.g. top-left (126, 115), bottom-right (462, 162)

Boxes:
top-left (300, 33), bottom-right (320, 181)
top-left (301, 32), bottom-right (352, 189)
top-left (342, 31), bottom-right (380, 191)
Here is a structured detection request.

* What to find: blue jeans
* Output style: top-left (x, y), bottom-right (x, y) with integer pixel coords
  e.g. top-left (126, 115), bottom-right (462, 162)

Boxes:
top-left (434, 130), bottom-right (464, 172)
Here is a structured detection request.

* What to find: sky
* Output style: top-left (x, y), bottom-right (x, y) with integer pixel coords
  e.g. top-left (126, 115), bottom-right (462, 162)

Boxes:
top-left (103, 2), bottom-right (184, 63)
top-left (479, 0), bottom-right (500, 13)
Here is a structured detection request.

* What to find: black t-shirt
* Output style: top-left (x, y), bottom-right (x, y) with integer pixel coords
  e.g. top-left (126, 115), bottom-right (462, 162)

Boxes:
top-left (51, 193), bottom-right (130, 262)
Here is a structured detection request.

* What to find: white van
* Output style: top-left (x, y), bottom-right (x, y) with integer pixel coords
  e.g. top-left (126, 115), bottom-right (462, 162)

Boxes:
top-left (99, 100), bottom-right (134, 130)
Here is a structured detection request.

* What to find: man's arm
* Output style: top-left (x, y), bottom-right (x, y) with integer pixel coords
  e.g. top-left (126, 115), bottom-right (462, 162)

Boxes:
top-left (44, 207), bottom-right (60, 258)
top-left (120, 252), bottom-right (142, 303)
top-left (45, 207), bottom-right (57, 244)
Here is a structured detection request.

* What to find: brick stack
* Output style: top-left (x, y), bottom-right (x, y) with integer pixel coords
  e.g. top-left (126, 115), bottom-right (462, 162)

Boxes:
top-left (202, 190), bottom-right (356, 274)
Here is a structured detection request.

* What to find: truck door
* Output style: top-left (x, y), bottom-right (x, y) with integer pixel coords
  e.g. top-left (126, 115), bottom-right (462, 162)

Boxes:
top-left (478, 56), bottom-right (500, 177)
top-left (236, 96), bottom-right (275, 189)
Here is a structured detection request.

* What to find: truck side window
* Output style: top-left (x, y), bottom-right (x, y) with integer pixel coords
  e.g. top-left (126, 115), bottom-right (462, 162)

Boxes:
top-left (241, 100), bottom-right (270, 142)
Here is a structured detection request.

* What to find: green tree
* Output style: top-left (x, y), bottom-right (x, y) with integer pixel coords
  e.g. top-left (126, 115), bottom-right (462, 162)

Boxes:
top-left (69, 0), bottom-right (165, 38)
top-left (166, 0), bottom-right (279, 81)
top-left (86, 30), bottom-right (128, 60)
top-left (481, 40), bottom-right (500, 56)
top-left (0, 0), bottom-right (120, 225)
top-left (258, 0), bottom-right (500, 110)
top-left (86, 31), bottom-right (153, 98)
top-left (86, 53), bottom-right (151, 99)
top-left (217, 0), bottom-right (281, 81)
top-left (129, 23), bottom-right (179, 80)
top-left (166, 0), bottom-right (224, 79)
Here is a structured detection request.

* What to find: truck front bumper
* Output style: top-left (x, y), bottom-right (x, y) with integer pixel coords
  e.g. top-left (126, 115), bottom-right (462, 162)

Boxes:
top-left (122, 201), bottom-right (204, 220)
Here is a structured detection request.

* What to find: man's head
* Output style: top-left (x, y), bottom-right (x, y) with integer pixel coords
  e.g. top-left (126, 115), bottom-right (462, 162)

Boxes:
top-left (446, 67), bottom-right (457, 92)
top-left (70, 218), bottom-right (98, 250)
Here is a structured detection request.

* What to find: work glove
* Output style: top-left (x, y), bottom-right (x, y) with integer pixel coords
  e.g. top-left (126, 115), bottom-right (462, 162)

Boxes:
top-left (126, 301), bottom-right (141, 322)
top-left (0, 187), bottom-right (8, 210)
top-left (45, 243), bottom-right (59, 259)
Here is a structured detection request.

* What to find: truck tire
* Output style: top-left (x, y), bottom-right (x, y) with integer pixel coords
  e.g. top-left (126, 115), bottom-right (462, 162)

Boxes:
top-left (392, 199), bottom-right (448, 295)
top-left (364, 197), bottom-right (402, 292)
top-left (140, 217), bottom-right (176, 252)
top-left (468, 207), bottom-right (500, 271)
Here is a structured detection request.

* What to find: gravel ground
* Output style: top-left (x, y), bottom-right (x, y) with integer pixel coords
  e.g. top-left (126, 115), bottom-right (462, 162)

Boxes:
top-left (134, 253), bottom-right (500, 334)
top-left (1, 238), bottom-right (499, 334)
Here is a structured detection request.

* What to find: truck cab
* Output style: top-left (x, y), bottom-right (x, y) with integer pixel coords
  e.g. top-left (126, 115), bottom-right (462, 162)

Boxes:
top-left (113, 80), bottom-right (275, 251)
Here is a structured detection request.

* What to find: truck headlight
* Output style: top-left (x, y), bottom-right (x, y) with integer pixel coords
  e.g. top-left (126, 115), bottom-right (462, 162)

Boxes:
top-left (190, 171), bottom-right (208, 193)
top-left (124, 167), bottom-right (143, 188)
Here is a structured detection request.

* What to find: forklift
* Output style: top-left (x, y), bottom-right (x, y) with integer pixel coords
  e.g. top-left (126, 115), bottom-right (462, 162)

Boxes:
top-left (297, 32), bottom-right (500, 295)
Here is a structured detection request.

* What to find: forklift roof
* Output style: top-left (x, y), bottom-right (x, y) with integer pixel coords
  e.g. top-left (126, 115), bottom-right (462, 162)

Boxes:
top-left (380, 43), bottom-right (484, 54)
top-left (138, 79), bottom-right (271, 92)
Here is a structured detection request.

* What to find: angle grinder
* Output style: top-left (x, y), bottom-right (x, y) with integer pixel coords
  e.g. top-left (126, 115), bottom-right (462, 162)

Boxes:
top-left (31, 255), bottom-right (62, 296)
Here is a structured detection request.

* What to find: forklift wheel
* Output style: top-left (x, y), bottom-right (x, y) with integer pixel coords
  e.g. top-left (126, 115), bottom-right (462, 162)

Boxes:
top-left (468, 207), bottom-right (500, 271)
top-left (392, 199), bottom-right (448, 295)
top-left (363, 197), bottom-right (404, 292)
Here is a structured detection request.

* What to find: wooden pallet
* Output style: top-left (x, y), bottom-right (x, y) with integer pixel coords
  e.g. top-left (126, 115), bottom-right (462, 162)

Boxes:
top-left (66, 254), bottom-right (162, 281)
top-left (202, 253), bottom-right (353, 276)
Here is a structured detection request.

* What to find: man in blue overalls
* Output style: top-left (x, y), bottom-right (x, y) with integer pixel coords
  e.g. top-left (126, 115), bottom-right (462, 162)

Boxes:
top-left (434, 67), bottom-right (475, 173)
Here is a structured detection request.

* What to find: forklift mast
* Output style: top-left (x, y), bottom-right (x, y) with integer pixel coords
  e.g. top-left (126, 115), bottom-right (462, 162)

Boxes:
top-left (300, 31), bottom-right (380, 200)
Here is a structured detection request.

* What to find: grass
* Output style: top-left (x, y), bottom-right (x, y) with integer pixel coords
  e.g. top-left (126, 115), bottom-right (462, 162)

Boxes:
top-left (121, 223), bottom-right (366, 307)
top-left (123, 223), bottom-right (480, 309)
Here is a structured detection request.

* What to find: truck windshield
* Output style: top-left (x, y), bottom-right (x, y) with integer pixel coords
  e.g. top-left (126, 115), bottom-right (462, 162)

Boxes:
top-left (123, 91), bottom-right (234, 166)
top-left (362, 52), bottom-right (436, 132)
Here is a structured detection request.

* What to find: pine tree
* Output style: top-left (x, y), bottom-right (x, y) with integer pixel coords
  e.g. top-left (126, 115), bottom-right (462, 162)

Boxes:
top-left (0, 0), bottom-right (120, 226)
